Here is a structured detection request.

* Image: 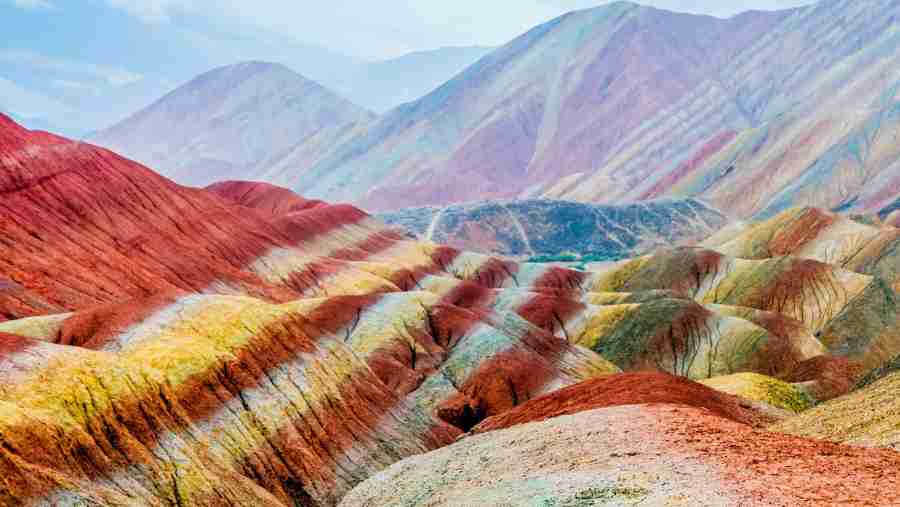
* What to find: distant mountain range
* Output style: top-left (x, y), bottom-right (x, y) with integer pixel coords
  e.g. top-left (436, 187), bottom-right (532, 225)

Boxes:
top-left (0, 0), bottom-right (493, 137)
top-left (86, 0), bottom-right (900, 220)
top-left (282, 2), bottom-right (789, 211)
top-left (232, 0), bottom-right (896, 220)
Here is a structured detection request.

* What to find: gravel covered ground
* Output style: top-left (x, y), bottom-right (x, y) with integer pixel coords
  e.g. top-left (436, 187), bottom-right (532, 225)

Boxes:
top-left (341, 403), bottom-right (900, 506)
top-left (341, 405), bottom-right (745, 506)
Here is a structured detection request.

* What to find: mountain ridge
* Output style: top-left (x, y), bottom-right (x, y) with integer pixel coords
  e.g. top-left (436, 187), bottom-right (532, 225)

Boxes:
top-left (269, 2), bottom-right (794, 210)
top-left (240, 0), bottom-right (900, 220)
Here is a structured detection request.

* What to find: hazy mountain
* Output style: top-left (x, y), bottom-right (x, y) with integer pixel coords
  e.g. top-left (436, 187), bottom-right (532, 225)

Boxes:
top-left (270, 0), bottom-right (900, 219)
top-left (279, 2), bottom-right (788, 211)
top-left (0, 0), bottom-right (361, 135)
top-left (90, 62), bottom-right (374, 186)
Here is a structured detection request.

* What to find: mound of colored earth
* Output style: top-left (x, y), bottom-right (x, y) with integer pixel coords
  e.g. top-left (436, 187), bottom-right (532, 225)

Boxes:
top-left (342, 404), bottom-right (900, 506)
top-left (472, 372), bottom-right (780, 433)
top-left (206, 180), bottom-right (326, 215)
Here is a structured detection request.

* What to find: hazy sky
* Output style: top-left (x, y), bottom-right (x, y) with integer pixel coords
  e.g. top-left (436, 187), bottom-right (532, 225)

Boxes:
top-left (58, 1), bottom-right (817, 60)
top-left (1, 0), bottom-right (817, 132)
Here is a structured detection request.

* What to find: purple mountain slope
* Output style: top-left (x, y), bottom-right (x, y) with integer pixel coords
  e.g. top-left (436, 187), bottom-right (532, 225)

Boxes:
top-left (91, 61), bottom-right (373, 186)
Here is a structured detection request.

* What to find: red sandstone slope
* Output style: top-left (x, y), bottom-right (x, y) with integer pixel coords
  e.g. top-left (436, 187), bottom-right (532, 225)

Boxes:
top-left (206, 180), bottom-right (326, 215)
top-left (473, 372), bottom-right (776, 432)
top-left (0, 113), bottom-right (374, 319)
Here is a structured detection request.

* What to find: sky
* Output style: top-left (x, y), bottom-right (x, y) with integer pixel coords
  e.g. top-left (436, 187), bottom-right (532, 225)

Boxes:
top-left (0, 0), bottom-right (817, 132)
top-left (8, 0), bottom-right (817, 60)
top-left (98, 0), bottom-right (817, 60)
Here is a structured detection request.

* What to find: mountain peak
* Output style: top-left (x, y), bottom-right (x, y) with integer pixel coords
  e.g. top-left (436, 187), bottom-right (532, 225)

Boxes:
top-left (90, 59), bottom-right (372, 187)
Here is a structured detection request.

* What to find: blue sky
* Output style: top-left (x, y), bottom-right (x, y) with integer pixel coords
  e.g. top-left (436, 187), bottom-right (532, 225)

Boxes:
top-left (87, 1), bottom-right (817, 59)
top-left (1, 0), bottom-right (816, 132)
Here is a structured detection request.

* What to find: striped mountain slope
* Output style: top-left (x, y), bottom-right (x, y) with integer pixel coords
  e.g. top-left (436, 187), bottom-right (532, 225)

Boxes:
top-left (3, 115), bottom-right (900, 504)
top-left (705, 207), bottom-right (900, 288)
top-left (206, 180), bottom-right (326, 215)
top-left (219, 0), bottom-right (900, 223)
top-left (0, 288), bottom-right (619, 505)
top-left (773, 370), bottom-right (900, 450)
top-left (592, 245), bottom-right (900, 375)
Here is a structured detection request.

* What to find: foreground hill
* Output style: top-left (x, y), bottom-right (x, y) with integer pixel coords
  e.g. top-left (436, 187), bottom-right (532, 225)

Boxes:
top-left (343, 403), bottom-right (900, 506)
top-left (379, 198), bottom-right (726, 259)
top-left (90, 62), bottom-right (373, 186)
top-left (3, 115), bottom-right (900, 504)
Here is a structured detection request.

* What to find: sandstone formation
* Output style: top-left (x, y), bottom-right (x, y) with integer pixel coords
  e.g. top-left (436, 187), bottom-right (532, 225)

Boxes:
top-left (4, 114), bottom-right (900, 505)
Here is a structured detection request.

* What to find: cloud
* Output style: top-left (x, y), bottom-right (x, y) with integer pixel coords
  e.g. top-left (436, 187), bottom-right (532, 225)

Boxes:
top-left (101, 0), bottom-right (562, 59)
top-left (51, 79), bottom-right (100, 94)
top-left (11, 0), bottom-right (53, 9)
top-left (100, 0), bottom-right (815, 59)
top-left (103, 0), bottom-right (177, 23)
top-left (0, 49), bottom-right (144, 87)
